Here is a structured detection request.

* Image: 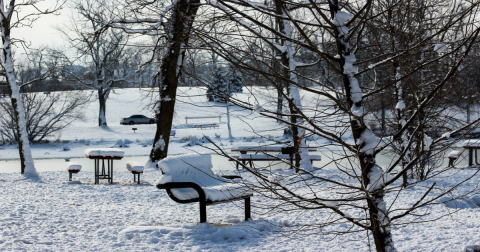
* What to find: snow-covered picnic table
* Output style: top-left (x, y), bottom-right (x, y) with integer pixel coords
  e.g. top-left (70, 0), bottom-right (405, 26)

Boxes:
top-left (84, 148), bottom-right (124, 184)
top-left (230, 145), bottom-right (320, 169)
top-left (463, 140), bottom-right (480, 167)
top-left (156, 153), bottom-right (253, 223)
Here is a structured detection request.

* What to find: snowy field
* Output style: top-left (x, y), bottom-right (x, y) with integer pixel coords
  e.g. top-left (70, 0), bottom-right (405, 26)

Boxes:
top-left (0, 87), bottom-right (320, 160)
top-left (2, 88), bottom-right (480, 251)
top-left (2, 168), bottom-right (480, 251)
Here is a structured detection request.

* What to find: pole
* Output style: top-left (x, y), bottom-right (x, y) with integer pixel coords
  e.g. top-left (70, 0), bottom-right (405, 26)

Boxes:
top-left (227, 74), bottom-right (233, 142)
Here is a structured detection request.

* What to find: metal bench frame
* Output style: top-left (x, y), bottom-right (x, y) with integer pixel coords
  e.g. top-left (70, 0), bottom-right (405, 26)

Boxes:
top-left (157, 178), bottom-right (251, 223)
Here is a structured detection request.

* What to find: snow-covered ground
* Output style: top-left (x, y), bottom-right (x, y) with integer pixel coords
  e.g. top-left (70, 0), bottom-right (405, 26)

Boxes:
top-left (2, 87), bottom-right (480, 251)
top-left (2, 168), bottom-right (480, 251)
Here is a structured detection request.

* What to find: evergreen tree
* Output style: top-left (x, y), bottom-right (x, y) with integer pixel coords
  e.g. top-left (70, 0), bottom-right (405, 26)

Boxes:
top-left (206, 67), bottom-right (231, 103)
top-left (229, 65), bottom-right (243, 93)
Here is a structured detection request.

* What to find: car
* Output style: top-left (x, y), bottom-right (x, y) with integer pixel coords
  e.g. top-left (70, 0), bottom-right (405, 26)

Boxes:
top-left (120, 115), bottom-right (156, 125)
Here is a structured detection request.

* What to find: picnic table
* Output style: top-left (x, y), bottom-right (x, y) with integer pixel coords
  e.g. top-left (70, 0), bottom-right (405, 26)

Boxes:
top-left (463, 140), bottom-right (480, 166)
top-left (230, 145), bottom-right (320, 169)
top-left (84, 148), bottom-right (124, 184)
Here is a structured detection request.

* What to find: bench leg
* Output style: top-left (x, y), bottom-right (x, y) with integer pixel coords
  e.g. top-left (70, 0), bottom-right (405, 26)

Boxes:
top-left (245, 197), bottom-right (251, 221)
top-left (69, 172), bottom-right (72, 181)
top-left (200, 201), bottom-right (207, 223)
top-left (138, 173), bottom-right (140, 185)
top-left (134, 174), bottom-right (136, 182)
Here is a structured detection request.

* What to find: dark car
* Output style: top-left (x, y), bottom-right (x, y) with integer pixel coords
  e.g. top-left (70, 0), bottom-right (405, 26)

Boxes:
top-left (120, 115), bottom-right (156, 125)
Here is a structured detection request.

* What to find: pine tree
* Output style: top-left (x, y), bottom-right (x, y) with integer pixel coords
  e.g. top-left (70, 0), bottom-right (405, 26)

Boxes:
top-left (229, 65), bottom-right (243, 93)
top-left (206, 67), bottom-right (231, 103)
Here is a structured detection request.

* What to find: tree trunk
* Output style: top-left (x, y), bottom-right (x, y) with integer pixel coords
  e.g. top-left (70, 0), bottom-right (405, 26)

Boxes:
top-left (274, 0), bottom-right (310, 171)
top-left (149, 0), bottom-right (200, 163)
top-left (98, 88), bottom-right (107, 126)
top-left (2, 21), bottom-right (38, 178)
top-left (330, 1), bottom-right (396, 250)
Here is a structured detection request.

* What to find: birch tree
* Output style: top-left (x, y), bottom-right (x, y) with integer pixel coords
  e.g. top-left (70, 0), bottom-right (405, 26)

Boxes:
top-left (0, 0), bottom-right (63, 177)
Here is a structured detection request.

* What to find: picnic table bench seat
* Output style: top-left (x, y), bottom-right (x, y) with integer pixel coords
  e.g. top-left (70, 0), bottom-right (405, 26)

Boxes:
top-left (66, 162), bottom-right (82, 181)
top-left (156, 153), bottom-right (252, 223)
top-left (229, 154), bottom-right (322, 169)
top-left (232, 146), bottom-right (318, 153)
top-left (126, 161), bottom-right (144, 184)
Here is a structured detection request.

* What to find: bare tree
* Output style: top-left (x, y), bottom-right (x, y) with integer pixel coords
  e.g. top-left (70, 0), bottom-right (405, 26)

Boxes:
top-left (197, 0), bottom-right (480, 251)
top-left (0, 0), bottom-right (64, 176)
top-left (62, 0), bottom-right (132, 126)
top-left (0, 87), bottom-right (89, 142)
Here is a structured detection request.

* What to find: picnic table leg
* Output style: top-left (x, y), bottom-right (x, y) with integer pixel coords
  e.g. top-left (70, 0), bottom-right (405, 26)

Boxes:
top-left (110, 159), bottom-right (113, 184)
top-left (95, 159), bottom-right (99, 184)
top-left (69, 171), bottom-right (72, 181)
top-left (138, 173), bottom-right (140, 185)
top-left (245, 197), bottom-right (251, 221)
top-left (476, 149), bottom-right (479, 165)
top-left (469, 149), bottom-right (474, 167)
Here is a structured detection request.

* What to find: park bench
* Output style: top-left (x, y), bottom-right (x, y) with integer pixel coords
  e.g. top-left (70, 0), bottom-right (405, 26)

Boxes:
top-left (170, 130), bottom-right (176, 137)
top-left (185, 116), bottom-right (221, 124)
top-left (195, 123), bottom-right (219, 129)
top-left (126, 161), bottom-right (144, 184)
top-left (66, 162), bottom-right (82, 181)
top-left (156, 153), bottom-right (253, 223)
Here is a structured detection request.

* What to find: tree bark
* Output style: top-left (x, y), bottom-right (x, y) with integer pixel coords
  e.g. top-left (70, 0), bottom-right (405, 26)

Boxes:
top-left (149, 0), bottom-right (200, 163)
top-left (98, 88), bottom-right (107, 126)
top-left (1, 16), bottom-right (38, 178)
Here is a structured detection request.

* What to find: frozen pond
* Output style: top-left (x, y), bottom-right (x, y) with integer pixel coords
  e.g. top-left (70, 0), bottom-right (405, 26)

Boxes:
top-left (0, 149), bottom-right (469, 173)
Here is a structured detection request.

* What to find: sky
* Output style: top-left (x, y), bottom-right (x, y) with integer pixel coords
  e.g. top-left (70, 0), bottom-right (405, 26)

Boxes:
top-left (14, 0), bottom-right (73, 52)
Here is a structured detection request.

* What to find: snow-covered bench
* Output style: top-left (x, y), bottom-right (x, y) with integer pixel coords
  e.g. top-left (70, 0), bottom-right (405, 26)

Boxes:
top-left (66, 162), bottom-right (82, 181)
top-left (195, 123), bottom-right (219, 129)
top-left (156, 153), bottom-right (253, 223)
top-left (126, 161), bottom-right (144, 185)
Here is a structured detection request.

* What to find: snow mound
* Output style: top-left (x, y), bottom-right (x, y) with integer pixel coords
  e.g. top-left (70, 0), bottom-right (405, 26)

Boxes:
top-left (157, 153), bottom-right (252, 202)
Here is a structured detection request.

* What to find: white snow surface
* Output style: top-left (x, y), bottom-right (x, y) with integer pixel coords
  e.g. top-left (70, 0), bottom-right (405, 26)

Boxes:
top-left (157, 153), bottom-right (252, 202)
top-left (2, 167), bottom-right (480, 251)
top-left (448, 150), bottom-right (461, 159)
top-left (66, 162), bottom-right (82, 171)
top-left (126, 161), bottom-right (144, 173)
top-left (463, 139), bottom-right (480, 148)
top-left (84, 148), bottom-right (125, 158)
